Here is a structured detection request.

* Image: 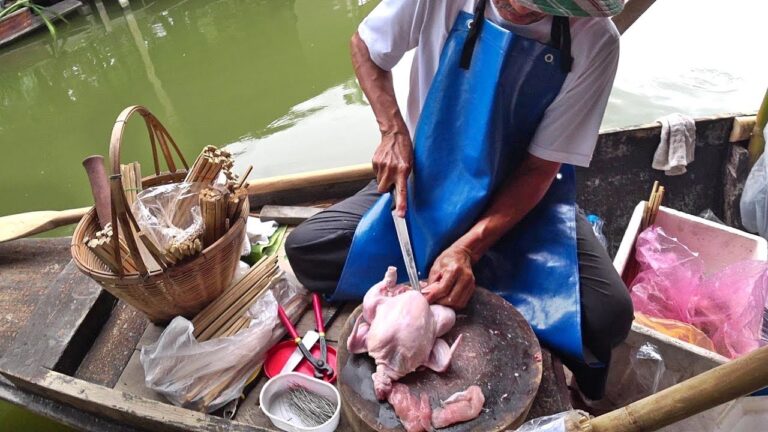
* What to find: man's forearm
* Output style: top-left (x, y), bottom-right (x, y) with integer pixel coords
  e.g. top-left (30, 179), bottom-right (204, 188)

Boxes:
top-left (454, 154), bottom-right (561, 262)
top-left (350, 32), bottom-right (408, 136)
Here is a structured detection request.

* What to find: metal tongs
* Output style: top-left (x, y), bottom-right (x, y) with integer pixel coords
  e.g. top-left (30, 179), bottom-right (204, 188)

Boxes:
top-left (277, 294), bottom-right (335, 380)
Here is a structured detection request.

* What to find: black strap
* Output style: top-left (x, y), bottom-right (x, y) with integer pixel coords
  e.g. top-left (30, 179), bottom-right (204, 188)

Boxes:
top-left (459, 0), bottom-right (489, 70)
top-left (550, 16), bottom-right (573, 73)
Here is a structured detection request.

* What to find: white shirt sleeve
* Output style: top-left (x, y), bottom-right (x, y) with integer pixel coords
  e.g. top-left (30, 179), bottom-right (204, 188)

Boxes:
top-left (528, 19), bottom-right (620, 167)
top-left (357, 0), bottom-right (430, 71)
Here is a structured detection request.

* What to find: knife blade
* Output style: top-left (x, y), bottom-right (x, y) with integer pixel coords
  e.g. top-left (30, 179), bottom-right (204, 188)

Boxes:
top-left (279, 330), bottom-right (319, 374)
top-left (392, 210), bottom-right (421, 291)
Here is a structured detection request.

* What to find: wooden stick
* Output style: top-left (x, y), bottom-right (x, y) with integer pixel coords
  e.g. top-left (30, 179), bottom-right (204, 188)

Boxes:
top-left (191, 256), bottom-right (275, 332)
top-left (236, 166), bottom-right (253, 190)
top-left (584, 345), bottom-right (768, 432)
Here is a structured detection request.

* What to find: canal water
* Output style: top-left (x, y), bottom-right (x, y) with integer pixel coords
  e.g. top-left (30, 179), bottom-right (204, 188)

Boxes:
top-left (0, 0), bottom-right (765, 429)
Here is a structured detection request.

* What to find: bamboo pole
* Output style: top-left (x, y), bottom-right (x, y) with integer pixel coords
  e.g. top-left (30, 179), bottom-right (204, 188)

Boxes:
top-left (583, 345), bottom-right (768, 432)
top-left (747, 88), bottom-right (768, 167)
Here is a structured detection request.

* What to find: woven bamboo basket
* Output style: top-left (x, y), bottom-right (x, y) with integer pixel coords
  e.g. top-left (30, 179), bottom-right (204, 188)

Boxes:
top-left (71, 106), bottom-right (248, 324)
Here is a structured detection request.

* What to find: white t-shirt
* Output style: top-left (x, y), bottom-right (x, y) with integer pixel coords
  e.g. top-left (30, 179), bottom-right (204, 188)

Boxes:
top-left (358, 0), bottom-right (620, 167)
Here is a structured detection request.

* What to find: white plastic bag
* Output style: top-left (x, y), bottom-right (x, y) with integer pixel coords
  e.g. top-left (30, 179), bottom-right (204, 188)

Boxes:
top-left (741, 152), bottom-right (768, 237)
top-left (514, 410), bottom-right (590, 432)
top-left (140, 273), bottom-right (308, 412)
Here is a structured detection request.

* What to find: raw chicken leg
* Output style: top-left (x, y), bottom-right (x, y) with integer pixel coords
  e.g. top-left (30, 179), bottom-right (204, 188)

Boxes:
top-left (347, 267), bottom-right (462, 400)
top-left (431, 385), bottom-right (486, 428)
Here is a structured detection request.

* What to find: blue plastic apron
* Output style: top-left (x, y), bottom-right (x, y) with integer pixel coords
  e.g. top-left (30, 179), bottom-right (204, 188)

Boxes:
top-left (334, 6), bottom-right (587, 362)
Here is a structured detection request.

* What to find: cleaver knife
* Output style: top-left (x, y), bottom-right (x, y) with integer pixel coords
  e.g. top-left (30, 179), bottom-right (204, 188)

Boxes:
top-left (391, 192), bottom-right (421, 291)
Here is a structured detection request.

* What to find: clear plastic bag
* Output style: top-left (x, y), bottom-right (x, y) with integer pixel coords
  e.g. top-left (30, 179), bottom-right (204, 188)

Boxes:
top-left (140, 272), bottom-right (308, 412)
top-left (514, 410), bottom-right (590, 432)
top-left (132, 182), bottom-right (205, 252)
top-left (741, 152), bottom-right (768, 237)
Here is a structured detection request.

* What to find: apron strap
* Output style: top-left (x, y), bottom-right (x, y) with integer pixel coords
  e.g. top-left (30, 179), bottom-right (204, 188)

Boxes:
top-left (550, 16), bottom-right (573, 73)
top-left (459, 0), bottom-right (489, 70)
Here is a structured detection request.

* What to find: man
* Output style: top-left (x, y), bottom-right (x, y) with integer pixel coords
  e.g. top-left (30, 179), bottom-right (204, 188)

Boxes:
top-left (286, 0), bottom-right (633, 401)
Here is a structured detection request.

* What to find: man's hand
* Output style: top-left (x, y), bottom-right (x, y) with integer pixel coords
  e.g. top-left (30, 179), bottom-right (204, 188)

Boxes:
top-left (422, 244), bottom-right (476, 309)
top-left (372, 130), bottom-right (413, 217)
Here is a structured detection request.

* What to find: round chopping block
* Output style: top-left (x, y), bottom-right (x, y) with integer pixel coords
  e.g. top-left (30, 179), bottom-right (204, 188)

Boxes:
top-left (337, 287), bottom-right (542, 432)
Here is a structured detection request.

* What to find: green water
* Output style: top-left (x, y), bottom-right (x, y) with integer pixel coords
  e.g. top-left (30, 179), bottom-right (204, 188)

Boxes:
top-left (0, 403), bottom-right (75, 431)
top-left (0, 0), bottom-right (380, 231)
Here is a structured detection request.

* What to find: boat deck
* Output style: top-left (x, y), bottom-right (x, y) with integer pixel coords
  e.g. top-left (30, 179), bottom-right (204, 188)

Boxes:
top-left (0, 235), bottom-right (571, 431)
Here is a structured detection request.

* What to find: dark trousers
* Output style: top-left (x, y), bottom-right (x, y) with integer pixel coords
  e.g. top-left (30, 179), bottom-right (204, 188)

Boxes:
top-left (285, 181), bottom-right (633, 399)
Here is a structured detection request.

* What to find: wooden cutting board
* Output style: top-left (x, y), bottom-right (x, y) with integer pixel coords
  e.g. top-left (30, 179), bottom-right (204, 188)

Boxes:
top-left (337, 287), bottom-right (542, 432)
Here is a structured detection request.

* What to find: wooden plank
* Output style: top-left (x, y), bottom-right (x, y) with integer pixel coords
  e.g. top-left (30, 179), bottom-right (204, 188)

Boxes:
top-left (0, 0), bottom-right (84, 47)
top-left (1, 367), bottom-right (266, 432)
top-left (729, 116), bottom-right (756, 142)
top-left (0, 259), bottom-right (114, 377)
top-left (114, 350), bottom-right (165, 403)
top-left (76, 301), bottom-right (149, 387)
top-left (258, 205), bottom-right (322, 225)
top-left (0, 237), bottom-right (71, 355)
top-left (250, 179), bottom-right (371, 208)
top-left (0, 375), bottom-right (140, 432)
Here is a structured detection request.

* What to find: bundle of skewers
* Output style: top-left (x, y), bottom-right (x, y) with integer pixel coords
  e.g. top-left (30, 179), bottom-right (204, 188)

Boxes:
top-left (84, 223), bottom-right (138, 274)
top-left (641, 180), bottom-right (665, 230)
top-left (173, 255), bottom-right (309, 410)
top-left (86, 145), bottom-right (251, 274)
top-left (192, 255), bottom-right (281, 341)
top-left (623, 181), bottom-right (666, 285)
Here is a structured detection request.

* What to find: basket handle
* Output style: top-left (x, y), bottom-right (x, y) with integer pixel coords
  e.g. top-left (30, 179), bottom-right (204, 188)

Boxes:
top-left (106, 106), bottom-right (189, 276)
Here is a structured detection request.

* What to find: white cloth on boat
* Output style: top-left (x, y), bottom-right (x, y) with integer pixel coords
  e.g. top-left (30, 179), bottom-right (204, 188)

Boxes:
top-left (652, 113), bottom-right (696, 176)
top-left (246, 216), bottom-right (278, 245)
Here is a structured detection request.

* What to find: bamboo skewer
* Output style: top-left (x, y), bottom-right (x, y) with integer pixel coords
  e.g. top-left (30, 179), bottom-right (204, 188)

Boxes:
top-left (120, 162), bottom-right (142, 206)
top-left (191, 255), bottom-right (277, 335)
top-left (196, 270), bottom-right (279, 341)
top-left (85, 223), bottom-right (138, 274)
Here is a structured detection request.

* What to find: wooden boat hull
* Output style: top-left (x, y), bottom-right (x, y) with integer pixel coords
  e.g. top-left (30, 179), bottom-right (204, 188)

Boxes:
top-left (0, 112), bottom-right (757, 431)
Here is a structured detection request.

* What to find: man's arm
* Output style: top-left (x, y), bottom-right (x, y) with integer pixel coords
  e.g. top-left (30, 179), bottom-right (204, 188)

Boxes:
top-left (350, 32), bottom-right (412, 216)
top-left (423, 153), bottom-right (561, 308)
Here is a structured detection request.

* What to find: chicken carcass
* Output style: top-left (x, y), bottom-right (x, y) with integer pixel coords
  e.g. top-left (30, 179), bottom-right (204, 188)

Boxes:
top-left (347, 266), bottom-right (462, 400)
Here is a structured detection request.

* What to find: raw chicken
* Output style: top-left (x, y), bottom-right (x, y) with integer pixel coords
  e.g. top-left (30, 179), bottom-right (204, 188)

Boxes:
top-left (347, 266), bottom-right (462, 400)
top-left (387, 383), bottom-right (432, 432)
top-left (431, 385), bottom-right (486, 429)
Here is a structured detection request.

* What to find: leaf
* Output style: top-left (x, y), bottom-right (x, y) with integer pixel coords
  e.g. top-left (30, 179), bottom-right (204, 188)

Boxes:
top-left (244, 225), bottom-right (287, 265)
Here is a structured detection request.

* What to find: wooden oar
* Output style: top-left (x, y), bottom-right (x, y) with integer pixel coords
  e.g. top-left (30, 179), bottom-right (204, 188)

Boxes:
top-left (0, 207), bottom-right (92, 243)
top-left (0, 163), bottom-right (374, 243)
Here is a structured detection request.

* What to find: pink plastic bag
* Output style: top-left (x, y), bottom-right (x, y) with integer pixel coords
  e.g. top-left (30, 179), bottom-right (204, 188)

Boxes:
top-left (691, 261), bottom-right (768, 358)
top-left (630, 226), bottom-right (768, 359)
top-left (630, 226), bottom-right (703, 324)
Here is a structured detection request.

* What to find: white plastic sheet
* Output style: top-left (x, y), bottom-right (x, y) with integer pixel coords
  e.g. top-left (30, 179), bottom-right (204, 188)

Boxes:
top-left (140, 273), bottom-right (308, 412)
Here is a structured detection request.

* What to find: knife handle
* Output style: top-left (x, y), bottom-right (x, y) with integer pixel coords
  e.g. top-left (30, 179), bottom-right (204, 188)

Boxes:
top-left (390, 185), bottom-right (397, 211)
